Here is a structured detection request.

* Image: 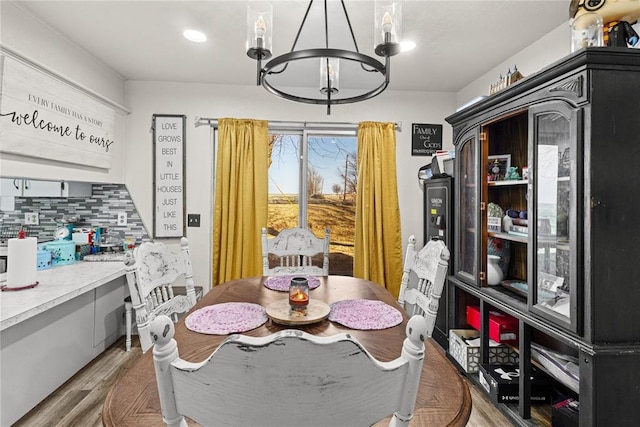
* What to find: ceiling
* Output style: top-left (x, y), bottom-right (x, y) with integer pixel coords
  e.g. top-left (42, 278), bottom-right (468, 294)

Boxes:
top-left (9, 0), bottom-right (570, 93)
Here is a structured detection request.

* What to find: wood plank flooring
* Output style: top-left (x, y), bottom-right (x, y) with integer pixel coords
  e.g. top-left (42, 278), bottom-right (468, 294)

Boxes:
top-left (14, 336), bottom-right (514, 426)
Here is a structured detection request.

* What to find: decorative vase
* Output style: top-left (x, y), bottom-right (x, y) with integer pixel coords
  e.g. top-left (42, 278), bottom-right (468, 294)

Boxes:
top-left (502, 215), bottom-right (513, 232)
top-left (487, 255), bottom-right (504, 286)
top-left (488, 237), bottom-right (510, 277)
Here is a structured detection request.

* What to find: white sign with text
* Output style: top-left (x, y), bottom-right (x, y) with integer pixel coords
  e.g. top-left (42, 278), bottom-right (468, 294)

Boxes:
top-left (0, 54), bottom-right (115, 169)
top-left (154, 115), bottom-right (185, 238)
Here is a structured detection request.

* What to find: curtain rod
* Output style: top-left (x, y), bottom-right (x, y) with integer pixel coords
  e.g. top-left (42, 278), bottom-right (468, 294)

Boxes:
top-left (194, 117), bottom-right (402, 132)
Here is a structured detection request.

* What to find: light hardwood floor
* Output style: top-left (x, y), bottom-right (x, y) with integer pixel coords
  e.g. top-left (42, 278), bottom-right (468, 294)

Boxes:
top-left (14, 336), bottom-right (514, 426)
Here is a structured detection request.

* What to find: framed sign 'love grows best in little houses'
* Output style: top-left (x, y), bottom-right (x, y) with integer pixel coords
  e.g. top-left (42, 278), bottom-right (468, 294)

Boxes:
top-left (153, 114), bottom-right (186, 238)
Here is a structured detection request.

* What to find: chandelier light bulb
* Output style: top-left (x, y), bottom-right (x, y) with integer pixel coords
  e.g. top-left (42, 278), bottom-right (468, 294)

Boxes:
top-left (246, 2), bottom-right (272, 77)
top-left (255, 16), bottom-right (266, 38)
top-left (382, 12), bottom-right (393, 34)
top-left (319, 57), bottom-right (339, 96)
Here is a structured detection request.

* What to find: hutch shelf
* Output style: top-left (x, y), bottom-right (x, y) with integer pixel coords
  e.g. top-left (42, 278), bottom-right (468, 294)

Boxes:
top-left (444, 47), bottom-right (640, 426)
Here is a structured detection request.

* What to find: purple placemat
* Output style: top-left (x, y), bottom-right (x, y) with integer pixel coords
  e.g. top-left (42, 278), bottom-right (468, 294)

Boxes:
top-left (328, 299), bottom-right (403, 330)
top-left (185, 302), bottom-right (268, 335)
top-left (263, 275), bottom-right (322, 292)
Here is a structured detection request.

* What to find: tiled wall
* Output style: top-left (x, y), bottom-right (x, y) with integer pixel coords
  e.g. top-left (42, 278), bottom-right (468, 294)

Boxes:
top-left (0, 184), bottom-right (149, 244)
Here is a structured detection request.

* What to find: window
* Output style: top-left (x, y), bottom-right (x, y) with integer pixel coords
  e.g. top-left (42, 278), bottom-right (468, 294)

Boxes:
top-left (268, 129), bottom-right (356, 276)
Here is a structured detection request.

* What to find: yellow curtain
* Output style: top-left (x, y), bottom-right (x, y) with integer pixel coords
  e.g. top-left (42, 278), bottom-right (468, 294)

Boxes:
top-left (354, 121), bottom-right (403, 299)
top-left (212, 118), bottom-right (269, 286)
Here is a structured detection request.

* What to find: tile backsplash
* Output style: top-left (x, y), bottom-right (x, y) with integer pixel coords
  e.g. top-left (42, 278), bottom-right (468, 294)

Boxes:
top-left (0, 184), bottom-right (149, 244)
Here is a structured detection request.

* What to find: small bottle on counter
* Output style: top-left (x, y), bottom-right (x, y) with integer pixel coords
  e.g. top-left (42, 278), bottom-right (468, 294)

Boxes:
top-left (123, 237), bottom-right (135, 252)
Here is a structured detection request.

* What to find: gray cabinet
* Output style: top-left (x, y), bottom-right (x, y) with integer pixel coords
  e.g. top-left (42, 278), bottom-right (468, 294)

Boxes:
top-left (1, 178), bottom-right (61, 197)
top-left (445, 47), bottom-right (640, 426)
top-left (0, 271), bottom-right (126, 426)
top-left (61, 181), bottom-right (92, 197)
top-left (23, 180), bottom-right (64, 197)
top-left (0, 178), bottom-right (23, 196)
top-left (0, 179), bottom-right (91, 197)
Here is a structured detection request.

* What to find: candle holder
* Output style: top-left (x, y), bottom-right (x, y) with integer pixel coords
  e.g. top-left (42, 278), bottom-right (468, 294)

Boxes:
top-left (289, 276), bottom-right (310, 313)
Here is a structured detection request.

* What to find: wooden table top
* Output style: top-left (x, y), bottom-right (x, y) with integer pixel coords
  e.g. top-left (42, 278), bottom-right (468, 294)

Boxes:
top-left (102, 276), bottom-right (471, 426)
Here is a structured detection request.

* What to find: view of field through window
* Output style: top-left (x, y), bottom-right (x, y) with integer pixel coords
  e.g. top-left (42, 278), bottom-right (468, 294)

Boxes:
top-left (268, 133), bottom-right (356, 276)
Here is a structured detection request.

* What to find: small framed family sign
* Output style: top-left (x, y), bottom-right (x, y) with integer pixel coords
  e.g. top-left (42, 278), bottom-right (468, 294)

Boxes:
top-left (411, 123), bottom-right (442, 156)
top-left (153, 114), bottom-right (186, 238)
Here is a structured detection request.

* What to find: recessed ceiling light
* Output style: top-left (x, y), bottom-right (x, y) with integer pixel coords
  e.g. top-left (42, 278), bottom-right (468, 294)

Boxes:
top-left (401, 40), bottom-right (416, 52)
top-left (183, 29), bottom-right (207, 43)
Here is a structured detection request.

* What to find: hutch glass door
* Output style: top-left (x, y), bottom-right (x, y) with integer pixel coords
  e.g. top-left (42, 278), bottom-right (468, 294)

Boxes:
top-left (529, 102), bottom-right (580, 332)
top-left (456, 132), bottom-right (478, 285)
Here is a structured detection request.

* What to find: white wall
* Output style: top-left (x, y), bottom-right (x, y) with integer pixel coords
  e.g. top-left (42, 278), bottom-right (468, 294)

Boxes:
top-left (0, 1), bottom-right (126, 106)
top-left (456, 22), bottom-right (572, 109)
top-left (125, 81), bottom-right (456, 289)
top-left (453, 19), bottom-right (640, 106)
top-left (0, 1), bottom-right (128, 184)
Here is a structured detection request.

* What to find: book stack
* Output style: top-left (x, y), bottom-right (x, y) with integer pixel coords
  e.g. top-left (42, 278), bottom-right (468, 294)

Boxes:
top-left (507, 218), bottom-right (528, 237)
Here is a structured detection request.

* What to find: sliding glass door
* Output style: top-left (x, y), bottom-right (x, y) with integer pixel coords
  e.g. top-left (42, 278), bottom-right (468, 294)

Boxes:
top-left (268, 130), bottom-right (356, 275)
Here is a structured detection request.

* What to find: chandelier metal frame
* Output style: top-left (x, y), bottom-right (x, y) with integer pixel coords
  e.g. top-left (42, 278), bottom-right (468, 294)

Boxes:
top-left (247, 0), bottom-right (401, 114)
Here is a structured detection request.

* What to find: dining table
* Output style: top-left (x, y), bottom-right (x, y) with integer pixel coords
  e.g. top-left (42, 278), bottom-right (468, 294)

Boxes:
top-left (102, 275), bottom-right (471, 426)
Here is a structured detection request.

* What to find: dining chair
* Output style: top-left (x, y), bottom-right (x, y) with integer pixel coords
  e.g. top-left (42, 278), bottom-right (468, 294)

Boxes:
top-left (124, 237), bottom-right (199, 353)
top-left (398, 235), bottom-right (450, 338)
top-left (261, 226), bottom-right (330, 276)
top-left (149, 313), bottom-right (428, 427)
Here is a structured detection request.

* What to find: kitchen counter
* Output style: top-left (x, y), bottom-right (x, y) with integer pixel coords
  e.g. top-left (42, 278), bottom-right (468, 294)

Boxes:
top-left (0, 260), bottom-right (127, 425)
top-left (0, 260), bottom-right (126, 331)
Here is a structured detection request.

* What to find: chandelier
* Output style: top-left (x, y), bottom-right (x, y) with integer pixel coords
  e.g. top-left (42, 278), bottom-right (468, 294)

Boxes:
top-left (246, 0), bottom-right (403, 115)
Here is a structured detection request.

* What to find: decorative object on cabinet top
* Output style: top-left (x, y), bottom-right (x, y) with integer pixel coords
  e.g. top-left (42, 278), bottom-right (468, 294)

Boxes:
top-left (569, 0), bottom-right (640, 48)
top-left (489, 65), bottom-right (524, 94)
top-left (570, 12), bottom-right (604, 53)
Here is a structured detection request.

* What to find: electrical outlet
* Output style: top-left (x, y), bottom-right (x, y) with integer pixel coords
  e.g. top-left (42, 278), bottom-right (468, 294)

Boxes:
top-left (117, 212), bottom-right (127, 226)
top-left (25, 212), bottom-right (39, 225)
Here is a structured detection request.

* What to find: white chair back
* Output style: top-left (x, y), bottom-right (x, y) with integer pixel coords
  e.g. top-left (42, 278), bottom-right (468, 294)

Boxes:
top-left (150, 314), bottom-right (428, 427)
top-left (398, 236), bottom-right (450, 338)
top-left (124, 237), bottom-right (197, 353)
top-left (261, 227), bottom-right (330, 276)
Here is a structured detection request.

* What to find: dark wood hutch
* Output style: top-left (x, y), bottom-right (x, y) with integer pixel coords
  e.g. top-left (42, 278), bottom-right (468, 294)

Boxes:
top-left (444, 47), bottom-right (640, 426)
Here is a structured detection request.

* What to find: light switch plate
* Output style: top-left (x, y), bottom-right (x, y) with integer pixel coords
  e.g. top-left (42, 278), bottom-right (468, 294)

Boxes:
top-left (187, 214), bottom-right (200, 227)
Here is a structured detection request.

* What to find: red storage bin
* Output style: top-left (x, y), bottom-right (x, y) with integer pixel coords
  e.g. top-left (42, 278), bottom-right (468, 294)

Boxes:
top-left (466, 305), bottom-right (518, 343)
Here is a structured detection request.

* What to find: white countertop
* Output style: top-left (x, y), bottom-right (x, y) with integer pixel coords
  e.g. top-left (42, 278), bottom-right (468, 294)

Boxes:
top-left (0, 261), bottom-right (126, 331)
